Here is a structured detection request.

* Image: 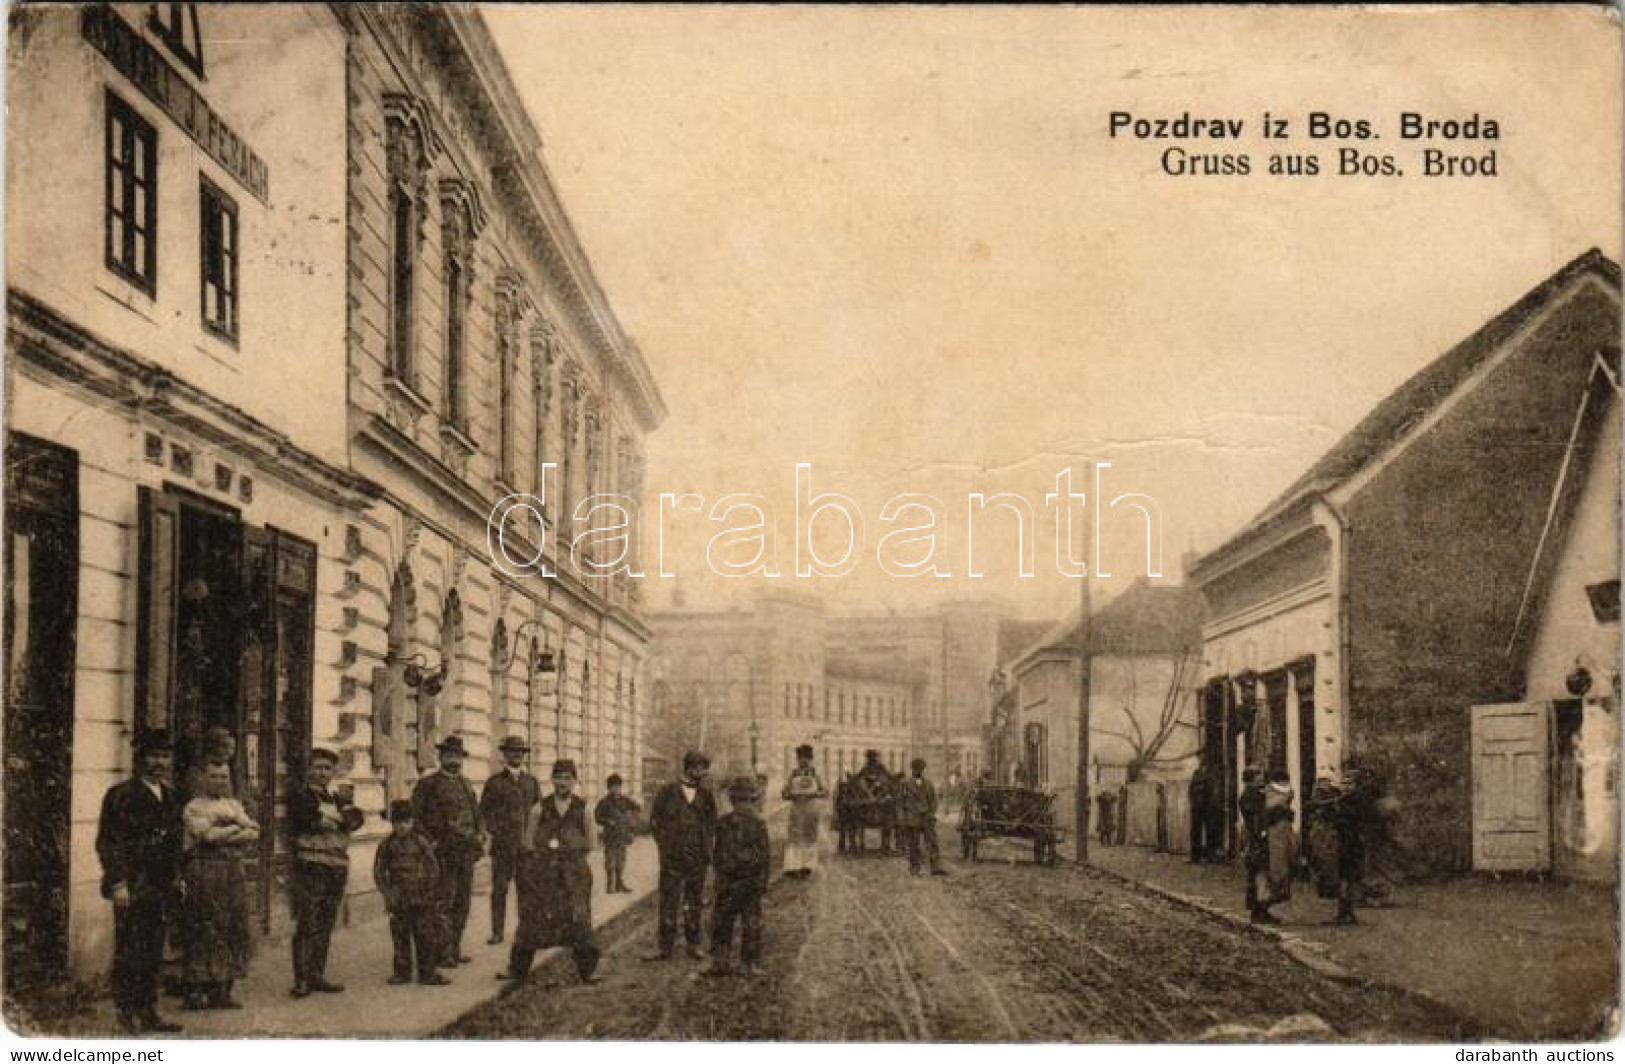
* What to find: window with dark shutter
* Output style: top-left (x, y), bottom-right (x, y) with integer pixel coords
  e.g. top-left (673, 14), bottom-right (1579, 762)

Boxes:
top-left (200, 176), bottom-right (239, 343)
top-left (106, 92), bottom-right (157, 295)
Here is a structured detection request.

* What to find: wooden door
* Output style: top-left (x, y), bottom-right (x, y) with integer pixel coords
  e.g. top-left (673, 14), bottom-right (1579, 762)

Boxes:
top-left (1471, 702), bottom-right (1552, 872)
top-left (3, 434), bottom-right (78, 991)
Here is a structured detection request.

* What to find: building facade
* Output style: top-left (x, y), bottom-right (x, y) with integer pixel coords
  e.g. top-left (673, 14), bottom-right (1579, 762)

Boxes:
top-left (3, 3), bottom-right (663, 994)
top-left (988, 581), bottom-right (1202, 820)
top-left (337, 5), bottom-right (664, 916)
top-left (1188, 251), bottom-right (1620, 877)
top-left (6, 2), bottom-right (361, 989)
top-left (646, 592), bottom-right (1005, 788)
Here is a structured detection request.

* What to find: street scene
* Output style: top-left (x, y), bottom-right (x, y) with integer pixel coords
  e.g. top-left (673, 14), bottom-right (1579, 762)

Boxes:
top-left (2, 2), bottom-right (1621, 1049)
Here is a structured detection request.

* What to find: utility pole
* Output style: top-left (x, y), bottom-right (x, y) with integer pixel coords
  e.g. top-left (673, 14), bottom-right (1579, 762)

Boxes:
top-left (1075, 481), bottom-right (1095, 866)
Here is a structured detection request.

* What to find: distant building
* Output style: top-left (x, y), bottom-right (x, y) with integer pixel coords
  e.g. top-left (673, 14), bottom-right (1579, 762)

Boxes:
top-left (646, 592), bottom-right (1008, 787)
top-left (1188, 250), bottom-right (1620, 878)
top-left (989, 580), bottom-right (1202, 813)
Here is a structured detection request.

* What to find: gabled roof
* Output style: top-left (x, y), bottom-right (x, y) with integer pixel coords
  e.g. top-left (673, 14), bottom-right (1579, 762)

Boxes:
top-left (1005, 580), bottom-right (1202, 672)
top-left (1192, 249), bottom-right (1621, 578)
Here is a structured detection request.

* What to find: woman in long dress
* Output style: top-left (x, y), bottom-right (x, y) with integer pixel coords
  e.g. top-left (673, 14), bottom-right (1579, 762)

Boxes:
top-left (1263, 770), bottom-right (1298, 906)
top-left (180, 759), bottom-right (259, 1010)
top-left (781, 745), bottom-right (827, 879)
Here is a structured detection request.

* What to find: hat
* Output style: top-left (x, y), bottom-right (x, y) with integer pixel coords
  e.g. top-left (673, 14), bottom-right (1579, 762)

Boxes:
top-left (606, 773), bottom-right (624, 787)
top-left (436, 735), bottom-right (469, 757)
top-left (551, 759), bottom-right (578, 779)
top-left (682, 750), bottom-right (710, 771)
top-left (309, 747), bottom-right (340, 766)
top-left (795, 744), bottom-right (814, 759)
top-left (864, 749), bottom-right (880, 761)
top-left (387, 799), bottom-right (414, 822)
top-left (726, 776), bottom-right (758, 801)
top-left (497, 735), bottom-right (529, 754)
top-left (133, 729), bottom-right (173, 753)
top-left (910, 757), bottom-right (927, 772)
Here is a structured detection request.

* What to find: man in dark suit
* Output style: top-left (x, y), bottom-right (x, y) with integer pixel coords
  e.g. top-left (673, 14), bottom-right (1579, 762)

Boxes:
top-left (478, 735), bottom-right (539, 944)
top-left (96, 730), bottom-right (185, 1034)
top-left (643, 751), bottom-right (716, 961)
top-left (896, 758), bottom-right (946, 876)
top-left (413, 735), bottom-right (484, 966)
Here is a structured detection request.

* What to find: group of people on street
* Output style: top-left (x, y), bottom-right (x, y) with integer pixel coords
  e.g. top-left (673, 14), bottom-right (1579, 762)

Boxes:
top-left (1237, 764), bottom-right (1378, 926)
top-left (96, 728), bottom-right (646, 1034)
top-left (832, 749), bottom-right (950, 874)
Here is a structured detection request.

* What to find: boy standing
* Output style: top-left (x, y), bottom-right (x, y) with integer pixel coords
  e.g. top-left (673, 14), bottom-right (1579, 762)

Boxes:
top-left (703, 778), bottom-right (770, 977)
top-left (593, 774), bottom-right (642, 893)
top-left (373, 800), bottom-right (448, 986)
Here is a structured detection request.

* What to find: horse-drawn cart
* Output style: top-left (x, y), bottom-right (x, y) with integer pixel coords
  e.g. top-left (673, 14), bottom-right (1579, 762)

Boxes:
top-left (958, 783), bottom-right (1066, 866)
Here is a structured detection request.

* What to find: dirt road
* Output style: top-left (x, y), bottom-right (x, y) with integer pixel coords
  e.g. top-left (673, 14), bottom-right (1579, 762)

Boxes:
top-left (444, 842), bottom-right (1475, 1042)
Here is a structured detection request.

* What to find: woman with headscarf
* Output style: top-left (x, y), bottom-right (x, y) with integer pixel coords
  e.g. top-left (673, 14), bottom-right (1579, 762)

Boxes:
top-left (780, 744), bottom-right (827, 879)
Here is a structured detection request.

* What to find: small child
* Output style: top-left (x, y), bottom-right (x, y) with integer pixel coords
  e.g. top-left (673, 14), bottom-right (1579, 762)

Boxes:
top-left (592, 774), bottom-right (642, 893)
top-left (703, 777), bottom-right (770, 976)
top-left (373, 799), bottom-right (447, 986)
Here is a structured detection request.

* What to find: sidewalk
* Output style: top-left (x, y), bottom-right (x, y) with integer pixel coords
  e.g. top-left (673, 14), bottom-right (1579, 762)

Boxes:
top-left (82, 837), bottom-right (660, 1038)
top-left (1086, 842), bottom-right (1619, 1040)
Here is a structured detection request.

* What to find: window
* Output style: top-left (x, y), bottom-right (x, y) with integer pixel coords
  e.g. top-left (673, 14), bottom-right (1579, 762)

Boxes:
top-left (199, 177), bottom-right (238, 342)
top-left (390, 186), bottom-right (417, 382)
top-left (443, 252), bottom-right (467, 426)
top-left (105, 92), bottom-right (157, 294)
top-left (148, 3), bottom-right (204, 78)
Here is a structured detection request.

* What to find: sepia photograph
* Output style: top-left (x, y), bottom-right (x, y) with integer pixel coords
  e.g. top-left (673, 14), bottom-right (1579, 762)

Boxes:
top-left (1, 1), bottom-right (1620, 1049)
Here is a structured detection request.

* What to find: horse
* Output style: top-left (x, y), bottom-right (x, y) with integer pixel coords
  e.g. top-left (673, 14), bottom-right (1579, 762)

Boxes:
top-left (836, 772), bottom-right (897, 855)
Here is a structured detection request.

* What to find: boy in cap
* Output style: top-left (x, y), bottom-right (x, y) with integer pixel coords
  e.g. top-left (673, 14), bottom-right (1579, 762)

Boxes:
top-left (593, 773), bottom-right (641, 893)
top-left (703, 778), bottom-right (770, 977)
top-left (374, 800), bottom-right (448, 986)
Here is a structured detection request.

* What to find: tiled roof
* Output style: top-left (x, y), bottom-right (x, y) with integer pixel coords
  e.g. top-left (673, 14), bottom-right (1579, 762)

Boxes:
top-left (1193, 249), bottom-right (1621, 574)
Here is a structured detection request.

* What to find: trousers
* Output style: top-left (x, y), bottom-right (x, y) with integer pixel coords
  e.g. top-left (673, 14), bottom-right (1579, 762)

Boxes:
top-left (111, 894), bottom-right (167, 1015)
top-left (434, 853), bottom-right (475, 963)
top-left (902, 821), bottom-right (941, 873)
top-left (603, 843), bottom-right (628, 887)
top-left (657, 865), bottom-right (706, 952)
top-left (291, 863), bottom-right (347, 986)
top-left (710, 882), bottom-right (763, 964)
top-left (490, 849), bottom-right (517, 938)
top-left (389, 903), bottom-right (436, 979)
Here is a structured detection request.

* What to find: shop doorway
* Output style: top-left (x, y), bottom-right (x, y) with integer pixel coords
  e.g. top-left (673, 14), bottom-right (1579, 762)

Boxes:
top-left (3, 434), bottom-right (78, 992)
top-left (137, 486), bottom-right (315, 932)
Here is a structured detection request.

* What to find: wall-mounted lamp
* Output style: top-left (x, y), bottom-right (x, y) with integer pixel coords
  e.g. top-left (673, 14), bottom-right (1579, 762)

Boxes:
top-left (493, 618), bottom-right (561, 677)
top-left (402, 652), bottom-right (446, 697)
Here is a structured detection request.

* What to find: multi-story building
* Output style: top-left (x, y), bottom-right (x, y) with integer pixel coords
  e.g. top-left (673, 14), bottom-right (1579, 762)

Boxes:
top-left (337, 5), bottom-right (664, 915)
top-left (646, 591), bottom-right (1005, 788)
top-left (5, 3), bottom-right (360, 990)
top-left (2, 2), bottom-right (663, 995)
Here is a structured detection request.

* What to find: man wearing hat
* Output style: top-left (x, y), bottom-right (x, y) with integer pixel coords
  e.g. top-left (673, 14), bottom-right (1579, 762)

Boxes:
top-left (288, 746), bottom-right (365, 997)
top-left (479, 735), bottom-right (540, 944)
top-left (412, 735), bottom-right (485, 966)
top-left (645, 751), bottom-right (717, 960)
top-left (593, 773), bottom-right (642, 893)
top-left (96, 730), bottom-right (186, 1033)
top-left (896, 757), bottom-right (947, 876)
top-left (505, 759), bottom-right (600, 985)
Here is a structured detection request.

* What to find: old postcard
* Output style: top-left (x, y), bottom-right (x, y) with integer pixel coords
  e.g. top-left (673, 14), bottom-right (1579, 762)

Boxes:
top-left (2, 2), bottom-right (1620, 1049)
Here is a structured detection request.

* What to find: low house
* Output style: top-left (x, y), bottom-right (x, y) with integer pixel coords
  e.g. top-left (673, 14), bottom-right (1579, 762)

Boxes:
top-left (1188, 249), bottom-right (1620, 878)
top-left (993, 579), bottom-right (1203, 843)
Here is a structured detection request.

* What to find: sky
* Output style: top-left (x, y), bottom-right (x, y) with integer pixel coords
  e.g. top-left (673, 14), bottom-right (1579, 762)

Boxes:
top-left (486, 5), bottom-right (1622, 620)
